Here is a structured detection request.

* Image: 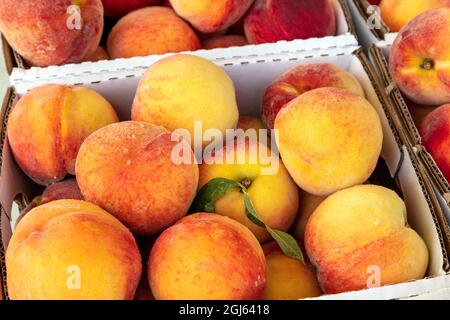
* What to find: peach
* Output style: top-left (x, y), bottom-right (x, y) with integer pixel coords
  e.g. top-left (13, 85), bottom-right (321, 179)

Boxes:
top-left (390, 8), bottom-right (450, 105)
top-left (169, 0), bottom-right (255, 33)
top-left (244, 0), bottom-right (336, 44)
top-left (0, 0), bottom-right (103, 67)
top-left (75, 121), bottom-right (199, 235)
top-left (237, 116), bottom-right (266, 131)
top-left (148, 213), bottom-right (266, 300)
top-left (380, 0), bottom-right (450, 32)
top-left (102, 0), bottom-right (162, 19)
top-left (7, 84), bottom-right (118, 186)
top-left (291, 190), bottom-right (325, 241)
top-left (82, 46), bottom-right (109, 62)
top-left (202, 35), bottom-right (248, 49)
top-left (262, 242), bottom-right (321, 300)
top-left (132, 55), bottom-right (239, 147)
top-left (262, 63), bottom-right (365, 130)
top-left (420, 104), bottom-right (450, 182)
top-left (107, 7), bottom-right (201, 59)
top-left (305, 185), bottom-right (429, 294)
top-left (6, 200), bottom-right (142, 300)
top-left (41, 179), bottom-right (84, 204)
top-left (199, 140), bottom-right (299, 243)
top-left (274, 87), bottom-right (383, 196)
top-left (405, 98), bottom-right (437, 128)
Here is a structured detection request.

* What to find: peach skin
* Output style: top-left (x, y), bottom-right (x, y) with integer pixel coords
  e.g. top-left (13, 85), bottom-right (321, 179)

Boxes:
top-left (132, 54), bottom-right (239, 148)
top-left (75, 121), bottom-right (199, 235)
top-left (291, 190), bottom-right (325, 241)
top-left (6, 200), bottom-right (142, 300)
top-left (202, 35), bottom-right (248, 49)
top-left (390, 8), bottom-right (450, 106)
top-left (169, 0), bottom-right (255, 33)
top-left (148, 213), bottom-right (266, 300)
top-left (262, 242), bottom-right (321, 300)
top-left (380, 0), bottom-right (450, 32)
top-left (0, 0), bottom-right (103, 67)
top-left (199, 140), bottom-right (299, 243)
top-left (107, 7), bottom-right (201, 59)
top-left (82, 46), bottom-right (109, 62)
top-left (7, 84), bottom-right (118, 185)
top-left (304, 185), bottom-right (429, 294)
top-left (274, 87), bottom-right (383, 196)
top-left (262, 63), bottom-right (365, 129)
top-left (244, 0), bottom-right (336, 44)
top-left (102, 0), bottom-right (162, 19)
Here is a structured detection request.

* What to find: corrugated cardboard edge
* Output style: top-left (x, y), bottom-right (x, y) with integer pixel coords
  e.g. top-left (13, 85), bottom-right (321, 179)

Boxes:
top-left (352, 0), bottom-right (390, 41)
top-left (368, 45), bottom-right (450, 261)
top-left (3, 0), bottom-right (356, 73)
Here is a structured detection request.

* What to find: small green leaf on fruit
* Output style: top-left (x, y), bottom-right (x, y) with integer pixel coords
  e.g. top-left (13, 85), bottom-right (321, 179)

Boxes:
top-left (267, 227), bottom-right (305, 264)
top-left (192, 178), bottom-right (240, 213)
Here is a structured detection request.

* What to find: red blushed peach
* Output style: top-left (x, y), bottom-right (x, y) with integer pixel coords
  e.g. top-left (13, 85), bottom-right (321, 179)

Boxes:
top-left (202, 35), bottom-right (248, 49)
top-left (390, 8), bottom-right (450, 105)
top-left (244, 0), bottom-right (336, 44)
top-left (102, 0), bottom-right (162, 19)
top-left (169, 0), bottom-right (255, 33)
top-left (41, 179), bottom-right (84, 204)
top-left (0, 0), bottom-right (103, 67)
top-left (148, 213), bottom-right (266, 300)
top-left (262, 63), bottom-right (365, 129)
top-left (75, 121), bottom-right (199, 235)
top-left (420, 104), bottom-right (450, 182)
top-left (6, 200), bottom-right (142, 300)
top-left (7, 84), bottom-right (119, 185)
top-left (107, 7), bottom-right (201, 59)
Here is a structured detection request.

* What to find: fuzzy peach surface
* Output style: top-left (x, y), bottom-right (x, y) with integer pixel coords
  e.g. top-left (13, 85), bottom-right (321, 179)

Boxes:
top-left (274, 87), bottom-right (383, 196)
top-left (75, 121), bottom-right (199, 235)
top-left (0, 0), bottom-right (103, 67)
top-left (202, 35), bottom-right (248, 49)
top-left (148, 213), bottom-right (266, 300)
top-left (132, 54), bottom-right (239, 147)
top-left (7, 84), bottom-right (118, 186)
top-left (6, 200), bottom-right (142, 300)
top-left (262, 63), bottom-right (365, 130)
top-left (169, 0), bottom-right (255, 33)
top-left (107, 7), bottom-right (201, 59)
top-left (389, 8), bottom-right (450, 106)
top-left (304, 185), bottom-right (429, 294)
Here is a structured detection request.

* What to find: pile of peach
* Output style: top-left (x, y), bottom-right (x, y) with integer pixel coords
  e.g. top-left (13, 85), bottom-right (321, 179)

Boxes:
top-left (0, 0), bottom-right (338, 67)
top-left (5, 54), bottom-right (429, 300)
top-left (386, 7), bottom-right (450, 185)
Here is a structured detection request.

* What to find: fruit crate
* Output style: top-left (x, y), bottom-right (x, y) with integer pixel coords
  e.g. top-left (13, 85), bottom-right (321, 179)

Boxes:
top-left (2, 0), bottom-right (355, 76)
top-left (369, 40), bottom-right (450, 245)
top-left (1, 45), bottom-right (449, 300)
top-left (348, 0), bottom-right (394, 50)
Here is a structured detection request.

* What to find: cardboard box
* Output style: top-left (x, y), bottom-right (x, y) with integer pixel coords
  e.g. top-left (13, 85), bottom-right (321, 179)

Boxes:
top-left (348, 0), bottom-right (395, 50)
top-left (3, 0), bottom-right (355, 76)
top-left (1, 45), bottom-right (449, 299)
top-left (369, 42), bottom-right (450, 252)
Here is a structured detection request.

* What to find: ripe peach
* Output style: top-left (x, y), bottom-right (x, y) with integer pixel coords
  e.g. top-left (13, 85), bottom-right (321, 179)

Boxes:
top-left (169, 0), bottom-right (255, 33)
top-left (102, 0), bottom-right (162, 19)
top-left (275, 87), bottom-right (383, 196)
top-left (0, 0), bottom-right (103, 67)
top-left (82, 46), bottom-right (109, 62)
top-left (7, 84), bottom-right (118, 186)
top-left (6, 200), bottom-right (142, 300)
top-left (132, 55), bottom-right (239, 147)
top-left (148, 213), bottom-right (266, 300)
top-left (199, 140), bottom-right (299, 243)
top-left (291, 190), bottom-right (325, 241)
top-left (41, 179), bottom-right (84, 204)
top-left (244, 0), bottom-right (336, 44)
top-left (262, 63), bottom-right (365, 130)
top-left (107, 7), bottom-right (201, 59)
top-left (202, 35), bottom-right (248, 49)
top-left (390, 8), bottom-right (450, 105)
top-left (262, 242), bottom-right (321, 300)
top-left (420, 104), bottom-right (450, 182)
top-left (380, 0), bottom-right (450, 32)
top-left (305, 185), bottom-right (429, 294)
top-left (237, 116), bottom-right (266, 132)
top-left (75, 121), bottom-right (199, 235)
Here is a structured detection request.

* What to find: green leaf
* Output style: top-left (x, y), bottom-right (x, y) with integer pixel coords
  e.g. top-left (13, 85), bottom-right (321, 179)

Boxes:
top-left (267, 227), bottom-right (305, 264)
top-left (242, 192), bottom-right (266, 228)
top-left (192, 178), bottom-right (240, 213)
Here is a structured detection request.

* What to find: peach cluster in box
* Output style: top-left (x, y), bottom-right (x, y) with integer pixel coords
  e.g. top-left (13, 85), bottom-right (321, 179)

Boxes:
top-left (5, 52), bottom-right (429, 300)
